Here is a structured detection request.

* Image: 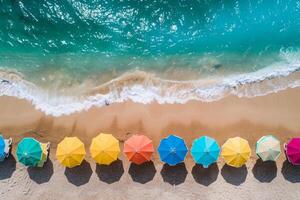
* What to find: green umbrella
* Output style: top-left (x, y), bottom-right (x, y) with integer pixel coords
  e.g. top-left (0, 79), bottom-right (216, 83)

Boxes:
top-left (16, 138), bottom-right (42, 167)
top-left (256, 135), bottom-right (281, 161)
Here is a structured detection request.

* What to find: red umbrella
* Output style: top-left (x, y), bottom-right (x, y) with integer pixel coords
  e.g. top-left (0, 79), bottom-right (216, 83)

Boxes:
top-left (124, 135), bottom-right (154, 165)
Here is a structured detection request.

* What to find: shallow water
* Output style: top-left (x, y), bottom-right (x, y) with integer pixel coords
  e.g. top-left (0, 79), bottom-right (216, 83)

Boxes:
top-left (1, 0), bottom-right (300, 115)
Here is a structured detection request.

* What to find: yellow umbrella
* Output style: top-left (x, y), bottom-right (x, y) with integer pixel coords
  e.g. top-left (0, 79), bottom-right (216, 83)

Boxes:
top-left (221, 137), bottom-right (251, 168)
top-left (56, 137), bottom-right (86, 168)
top-left (90, 133), bottom-right (120, 165)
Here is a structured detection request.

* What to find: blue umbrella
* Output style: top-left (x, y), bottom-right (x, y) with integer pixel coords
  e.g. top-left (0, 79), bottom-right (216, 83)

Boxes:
top-left (0, 135), bottom-right (6, 161)
top-left (158, 135), bottom-right (188, 166)
top-left (191, 136), bottom-right (220, 168)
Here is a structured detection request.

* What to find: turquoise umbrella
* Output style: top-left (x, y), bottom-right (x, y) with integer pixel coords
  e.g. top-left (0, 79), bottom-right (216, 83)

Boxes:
top-left (158, 135), bottom-right (188, 166)
top-left (16, 138), bottom-right (42, 167)
top-left (0, 135), bottom-right (5, 161)
top-left (191, 136), bottom-right (220, 168)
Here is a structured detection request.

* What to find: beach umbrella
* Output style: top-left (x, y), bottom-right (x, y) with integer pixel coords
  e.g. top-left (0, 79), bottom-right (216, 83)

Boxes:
top-left (124, 135), bottom-right (154, 165)
top-left (221, 137), bottom-right (251, 168)
top-left (90, 133), bottom-right (120, 165)
top-left (16, 137), bottom-right (42, 167)
top-left (56, 137), bottom-right (86, 168)
top-left (158, 135), bottom-right (188, 166)
top-left (285, 138), bottom-right (300, 165)
top-left (191, 136), bottom-right (220, 168)
top-left (256, 135), bottom-right (281, 161)
top-left (0, 135), bottom-right (6, 161)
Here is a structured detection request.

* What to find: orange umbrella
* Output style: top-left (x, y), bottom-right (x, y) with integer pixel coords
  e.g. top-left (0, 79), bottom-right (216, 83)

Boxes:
top-left (123, 135), bottom-right (154, 165)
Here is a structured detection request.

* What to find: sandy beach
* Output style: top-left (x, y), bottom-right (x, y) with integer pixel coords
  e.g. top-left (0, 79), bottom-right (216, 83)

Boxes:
top-left (0, 87), bottom-right (300, 200)
top-left (2, 1), bottom-right (300, 199)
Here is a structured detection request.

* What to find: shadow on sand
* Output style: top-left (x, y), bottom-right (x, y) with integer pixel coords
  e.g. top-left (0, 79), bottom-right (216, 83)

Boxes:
top-left (160, 163), bottom-right (188, 186)
top-left (252, 159), bottom-right (277, 183)
top-left (27, 159), bottom-right (54, 184)
top-left (281, 160), bottom-right (300, 183)
top-left (64, 160), bottom-right (92, 186)
top-left (128, 161), bottom-right (156, 184)
top-left (0, 155), bottom-right (16, 180)
top-left (191, 163), bottom-right (219, 186)
top-left (95, 159), bottom-right (124, 184)
top-left (221, 164), bottom-right (247, 186)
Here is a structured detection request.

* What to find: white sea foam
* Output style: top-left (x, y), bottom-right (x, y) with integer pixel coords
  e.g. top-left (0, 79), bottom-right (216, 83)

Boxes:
top-left (1, 51), bottom-right (300, 116)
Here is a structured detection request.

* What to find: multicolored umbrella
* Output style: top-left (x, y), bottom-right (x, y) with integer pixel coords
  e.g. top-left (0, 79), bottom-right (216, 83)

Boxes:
top-left (56, 137), bottom-right (86, 168)
top-left (191, 136), bottom-right (220, 168)
top-left (285, 138), bottom-right (300, 165)
top-left (0, 135), bottom-right (6, 161)
top-left (221, 137), bottom-right (251, 168)
top-left (90, 133), bottom-right (120, 165)
top-left (16, 137), bottom-right (42, 167)
top-left (124, 135), bottom-right (154, 165)
top-left (256, 135), bottom-right (281, 161)
top-left (158, 135), bottom-right (188, 166)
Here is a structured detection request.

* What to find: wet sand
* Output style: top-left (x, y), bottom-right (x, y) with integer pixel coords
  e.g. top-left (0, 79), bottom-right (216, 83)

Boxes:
top-left (0, 87), bottom-right (300, 200)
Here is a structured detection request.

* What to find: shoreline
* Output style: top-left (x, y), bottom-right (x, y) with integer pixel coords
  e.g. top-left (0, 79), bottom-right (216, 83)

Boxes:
top-left (1, 87), bottom-right (300, 148)
top-left (1, 64), bottom-right (300, 116)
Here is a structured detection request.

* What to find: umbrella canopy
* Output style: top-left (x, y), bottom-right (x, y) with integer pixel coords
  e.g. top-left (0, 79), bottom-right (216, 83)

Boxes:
top-left (191, 136), bottom-right (220, 168)
top-left (16, 137), bottom-right (42, 167)
top-left (221, 137), bottom-right (251, 168)
top-left (90, 133), bottom-right (120, 165)
top-left (124, 135), bottom-right (154, 165)
top-left (158, 135), bottom-right (188, 166)
top-left (256, 135), bottom-right (281, 161)
top-left (56, 137), bottom-right (86, 168)
top-left (0, 135), bottom-right (6, 161)
top-left (285, 138), bottom-right (300, 165)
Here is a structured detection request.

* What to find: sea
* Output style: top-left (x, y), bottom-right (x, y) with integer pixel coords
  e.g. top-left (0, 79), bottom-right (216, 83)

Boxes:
top-left (1, 0), bottom-right (300, 116)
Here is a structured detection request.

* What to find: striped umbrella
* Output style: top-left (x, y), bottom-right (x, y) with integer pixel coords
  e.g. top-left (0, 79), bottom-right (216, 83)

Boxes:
top-left (256, 135), bottom-right (281, 161)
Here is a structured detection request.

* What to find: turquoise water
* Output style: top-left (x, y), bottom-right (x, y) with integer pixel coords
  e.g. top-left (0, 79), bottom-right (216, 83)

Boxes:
top-left (1, 0), bottom-right (300, 115)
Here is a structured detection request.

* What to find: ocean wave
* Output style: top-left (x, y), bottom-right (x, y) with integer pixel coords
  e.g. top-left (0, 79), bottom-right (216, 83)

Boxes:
top-left (1, 54), bottom-right (300, 117)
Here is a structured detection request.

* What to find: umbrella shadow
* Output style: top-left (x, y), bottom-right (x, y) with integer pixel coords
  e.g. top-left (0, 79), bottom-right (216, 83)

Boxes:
top-left (252, 159), bottom-right (277, 183)
top-left (221, 164), bottom-right (247, 186)
top-left (95, 159), bottom-right (124, 184)
top-left (0, 155), bottom-right (16, 180)
top-left (64, 160), bottom-right (92, 186)
top-left (191, 163), bottom-right (219, 186)
top-left (27, 159), bottom-right (54, 184)
top-left (128, 161), bottom-right (156, 184)
top-left (160, 163), bottom-right (188, 186)
top-left (281, 160), bottom-right (300, 183)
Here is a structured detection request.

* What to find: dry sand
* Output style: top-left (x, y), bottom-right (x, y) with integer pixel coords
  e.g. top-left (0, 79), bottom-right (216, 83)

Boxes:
top-left (0, 87), bottom-right (300, 200)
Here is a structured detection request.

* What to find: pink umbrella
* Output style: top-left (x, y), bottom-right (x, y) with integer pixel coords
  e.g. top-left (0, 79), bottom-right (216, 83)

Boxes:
top-left (285, 138), bottom-right (300, 165)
